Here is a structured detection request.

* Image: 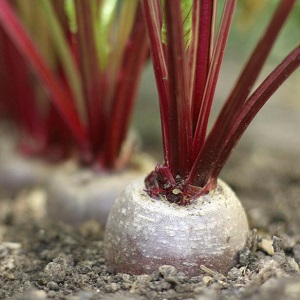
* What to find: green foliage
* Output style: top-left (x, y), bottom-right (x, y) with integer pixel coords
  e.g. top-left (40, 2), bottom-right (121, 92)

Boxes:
top-left (64, 0), bottom-right (77, 33)
top-left (161, 0), bottom-right (193, 47)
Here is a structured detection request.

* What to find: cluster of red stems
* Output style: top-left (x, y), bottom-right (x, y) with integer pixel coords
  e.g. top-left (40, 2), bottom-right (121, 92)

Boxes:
top-left (0, 0), bottom-right (299, 205)
top-left (142, 0), bottom-right (300, 204)
top-left (0, 0), bottom-right (148, 169)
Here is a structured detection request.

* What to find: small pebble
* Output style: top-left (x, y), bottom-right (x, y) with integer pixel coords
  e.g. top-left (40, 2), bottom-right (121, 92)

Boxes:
top-left (202, 276), bottom-right (213, 285)
top-left (159, 265), bottom-right (177, 277)
top-left (5, 272), bottom-right (15, 280)
top-left (47, 281), bottom-right (59, 291)
top-left (43, 262), bottom-right (66, 283)
top-left (259, 238), bottom-right (275, 255)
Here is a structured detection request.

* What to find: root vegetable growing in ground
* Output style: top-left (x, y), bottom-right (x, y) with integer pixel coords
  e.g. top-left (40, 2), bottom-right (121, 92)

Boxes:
top-left (0, 0), bottom-right (152, 224)
top-left (104, 0), bottom-right (300, 275)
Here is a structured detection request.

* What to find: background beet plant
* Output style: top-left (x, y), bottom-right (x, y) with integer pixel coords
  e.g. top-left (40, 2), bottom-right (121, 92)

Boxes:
top-left (142, 0), bottom-right (300, 204)
top-left (0, 0), bottom-right (148, 169)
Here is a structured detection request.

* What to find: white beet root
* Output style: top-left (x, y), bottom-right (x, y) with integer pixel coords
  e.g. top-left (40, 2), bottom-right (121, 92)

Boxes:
top-left (46, 154), bottom-right (154, 226)
top-left (104, 177), bottom-right (249, 275)
top-left (46, 168), bottom-right (141, 226)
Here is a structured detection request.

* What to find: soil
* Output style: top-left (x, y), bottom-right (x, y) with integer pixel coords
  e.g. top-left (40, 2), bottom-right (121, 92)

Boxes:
top-left (0, 143), bottom-right (300, 300)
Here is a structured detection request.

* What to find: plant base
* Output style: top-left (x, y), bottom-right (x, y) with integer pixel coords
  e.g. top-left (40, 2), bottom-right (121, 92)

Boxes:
top-left (104, 177), bottom-right (249, 275)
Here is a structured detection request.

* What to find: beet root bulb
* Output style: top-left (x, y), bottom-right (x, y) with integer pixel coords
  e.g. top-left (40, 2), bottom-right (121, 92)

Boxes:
top-left (104, 177), bottom-right (249, 276)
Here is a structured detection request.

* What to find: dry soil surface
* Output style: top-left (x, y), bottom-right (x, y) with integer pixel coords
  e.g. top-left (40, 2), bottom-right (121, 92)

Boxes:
top-left (0, 144), bottom-right (300, 300)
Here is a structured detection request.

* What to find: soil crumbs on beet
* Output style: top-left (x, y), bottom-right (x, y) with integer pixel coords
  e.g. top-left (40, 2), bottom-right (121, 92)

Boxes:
top-left (0, 146), bottom-right (300, 300)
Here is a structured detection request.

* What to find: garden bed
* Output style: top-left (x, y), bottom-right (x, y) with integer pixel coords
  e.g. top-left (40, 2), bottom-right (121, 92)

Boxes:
top-left (0, 143), bottom-right (299, 300)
